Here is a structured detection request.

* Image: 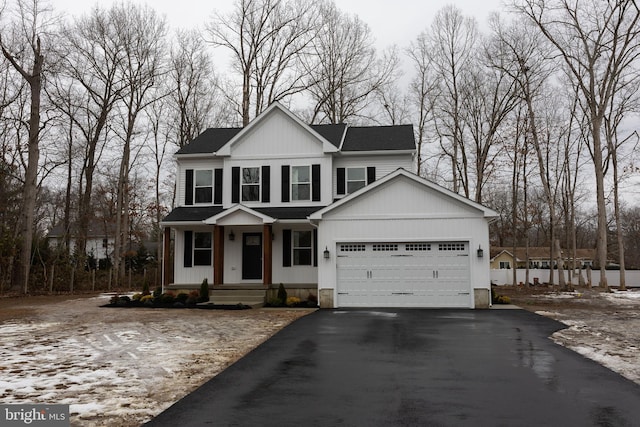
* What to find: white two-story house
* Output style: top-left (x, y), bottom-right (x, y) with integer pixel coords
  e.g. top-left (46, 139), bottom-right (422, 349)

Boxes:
top-left (161, 102), bottom-right (497, 308)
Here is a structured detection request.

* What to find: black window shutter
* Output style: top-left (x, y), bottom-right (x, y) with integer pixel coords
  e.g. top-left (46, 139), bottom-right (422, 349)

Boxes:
top-left (367, 167), bottom-right (376, 185)
top-left (262, 165), bottom-right (270, 202)
top-left (312, 164), bottom-right (321, 201)
top-left (214, 168), bottom-right (223, 204)
top-left (232, 167), bottom-right (240, 203)
top-left (183, 231), bottom-right (193, 268)
top-left (185, 169), bottom-right (194, 205)
top-left (281, 165), bottom-right (290, 202)
top-left (282, 229), bottom-right (291, 267)
top-left (313, 228), bottom-right (318, 267)
top-left (337, 168), bottom-right (345, 195)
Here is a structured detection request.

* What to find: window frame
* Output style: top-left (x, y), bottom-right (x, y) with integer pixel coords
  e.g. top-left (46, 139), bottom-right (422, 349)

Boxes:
top-left (346, 167), bottom-right (366, 194)
top-left (193, 169), bottom-right (213, 204)
top-left (193, 232), bottom-right (212, 266)
top-left (292, 230), bottom-right (313, 266)
top-left (291, 165), bottom-right (311, 201)
top-left (499, 261), bottom-right (511, 269)
top-left (241, 167), bottom-right (261, 202)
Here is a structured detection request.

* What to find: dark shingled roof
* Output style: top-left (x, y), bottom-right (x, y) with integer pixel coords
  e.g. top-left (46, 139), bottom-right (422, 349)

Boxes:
top-left (175, 123), bottom-right (414, 155)
top-left (341, 125), bottom-right (415, 151)
top-left (310, 124), bottom-right (346, 148)
top-left (162, 206), bottom-right (325, 223)
top-left (163, 206), bottom-right (225, 222)
top-left (254, 206), bottom-right (325, 220)
top-left (176, 128), bottom-right (242, 155)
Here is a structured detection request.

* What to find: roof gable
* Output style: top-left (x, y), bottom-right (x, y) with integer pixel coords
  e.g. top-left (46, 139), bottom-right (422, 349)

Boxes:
top-left (310, 169), bottom-right (498, 220)
top-left (217, 102), bottom-right (338, 156)
top-left (204, 205), bottom-right (275, 225)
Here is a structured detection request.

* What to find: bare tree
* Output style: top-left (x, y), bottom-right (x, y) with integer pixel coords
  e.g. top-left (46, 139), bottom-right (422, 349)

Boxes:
top-left (426, 5), bottom-right (478, 196)
top-left (169, 30), bottom-right (227, 147)
top-left (462, 30), bottom-right (520, 203)
top-left (604, 75), bottom-right (640, 291)
top-left (58, 5), bottom-right (128, 259)
top-left (207, 0), bottom-right (318, 126)
top-left (111, 3), bottom-right (167, 287)
top-left (514, 0), bottom-right (640, 288)
top-left (407, 32), bottom-right (440, 175)
top-left (0, 0), bottom-right (52, 293)
top-left (303, 2), bottom-right (398, 124)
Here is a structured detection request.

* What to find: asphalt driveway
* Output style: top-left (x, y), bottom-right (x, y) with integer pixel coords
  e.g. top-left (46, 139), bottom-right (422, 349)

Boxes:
top-left (146, 309), bottom-right (640, 426)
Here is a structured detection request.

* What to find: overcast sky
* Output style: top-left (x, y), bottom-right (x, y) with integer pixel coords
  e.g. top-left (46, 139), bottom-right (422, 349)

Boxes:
top-left (55, 0), bottom-right (508, 48)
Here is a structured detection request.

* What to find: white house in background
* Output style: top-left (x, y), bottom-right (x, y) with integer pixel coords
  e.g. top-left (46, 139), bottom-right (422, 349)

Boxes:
top-left (161, 102), bottom-right (498, 308)
top-left (47, 222), bottom-right (115, 260)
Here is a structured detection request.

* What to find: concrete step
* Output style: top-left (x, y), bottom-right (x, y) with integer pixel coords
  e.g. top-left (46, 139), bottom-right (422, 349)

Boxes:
top-left (210, 289), bottom-right (266, 306)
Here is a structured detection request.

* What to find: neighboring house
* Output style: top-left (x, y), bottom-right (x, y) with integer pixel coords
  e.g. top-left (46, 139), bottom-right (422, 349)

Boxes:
top-left (161, 102), bottom-right (498, 308)
top-left (47, 222), bottom-right (115, 260)
top-left (490, 247), bottom-right (596, 270)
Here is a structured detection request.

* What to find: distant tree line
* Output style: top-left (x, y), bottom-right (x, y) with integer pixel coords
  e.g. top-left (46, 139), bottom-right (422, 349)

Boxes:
top-left (1, 0), bottom-right (639, 293)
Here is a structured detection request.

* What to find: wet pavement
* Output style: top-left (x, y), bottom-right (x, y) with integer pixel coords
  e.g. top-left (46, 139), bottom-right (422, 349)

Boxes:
top-left (146, 309), bottom-right (640, 427)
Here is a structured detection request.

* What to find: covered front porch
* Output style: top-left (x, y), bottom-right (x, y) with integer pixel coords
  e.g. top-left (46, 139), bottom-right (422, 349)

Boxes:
top-left (162, 205), bottom-right (320, 294)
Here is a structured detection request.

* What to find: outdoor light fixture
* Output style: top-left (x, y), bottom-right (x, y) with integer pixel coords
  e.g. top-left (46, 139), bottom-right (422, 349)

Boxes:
top-left (477, 245), bottom-right (484, 258)
top-left (229, 230), bottom-right (235, 241)
top-left (324, 247), bottom-right (330, 259)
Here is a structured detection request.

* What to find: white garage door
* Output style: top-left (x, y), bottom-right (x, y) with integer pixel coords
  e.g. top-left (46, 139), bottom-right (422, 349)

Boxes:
top-left (336, 242), bottom-right (471, 308)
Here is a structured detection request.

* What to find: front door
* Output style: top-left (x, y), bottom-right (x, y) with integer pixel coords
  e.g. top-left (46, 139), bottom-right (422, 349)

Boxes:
top-left (242, 233), bottom-right (262, 280)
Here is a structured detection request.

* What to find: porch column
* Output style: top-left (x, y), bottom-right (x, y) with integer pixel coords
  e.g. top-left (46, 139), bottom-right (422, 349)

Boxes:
top-left (213, 225), bottom-right (224, 285)
top-left (263, 223), bottom-right (272, 286)
top-left (162, 227), bottom-right (171, 289)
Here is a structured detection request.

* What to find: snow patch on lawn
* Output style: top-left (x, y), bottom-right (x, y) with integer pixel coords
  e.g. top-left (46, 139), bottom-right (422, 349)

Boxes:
top-left (0, 296), bottom-right (312, 427)
top-left (534, 289), bottom-right (640, 385)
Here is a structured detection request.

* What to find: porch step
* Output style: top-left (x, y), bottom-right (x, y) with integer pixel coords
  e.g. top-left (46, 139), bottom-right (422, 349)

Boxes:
top-left (210, 289), bottom-right (266, 307)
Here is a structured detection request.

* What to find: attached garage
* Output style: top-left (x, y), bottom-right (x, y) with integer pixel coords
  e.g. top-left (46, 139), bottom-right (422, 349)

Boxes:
top-left (336, 241), bottom-right (471, 308)
top-left (310, 169), bottom-right (498, 309)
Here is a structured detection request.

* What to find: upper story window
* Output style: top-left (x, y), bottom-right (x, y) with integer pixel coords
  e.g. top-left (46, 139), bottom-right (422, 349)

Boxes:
top-left (336, 166), bottom-right (375, 196)
top-left (195, 170), bottom-right (213, 203)
top-left (347, 167), bottom-right (366, 193)
top-left (186, 168), bottom-right (221, 206)
top-left (242, 167), bottom-right (260, 202)
top-left (499, 261), bottom-right (511, 269)
top-left (292, 166), bottom-right (310, 201)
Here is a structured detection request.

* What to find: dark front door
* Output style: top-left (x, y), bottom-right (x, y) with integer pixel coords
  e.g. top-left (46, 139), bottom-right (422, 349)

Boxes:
top-left (242, 233), bottom-right (262, 280)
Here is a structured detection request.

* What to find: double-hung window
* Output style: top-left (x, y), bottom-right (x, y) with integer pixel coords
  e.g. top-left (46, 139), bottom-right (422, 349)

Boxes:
top-left (193, 232), bottom-right (212, 266)
top-left (242, 167), bottom-right (260, 201)
top-left (499, 261), bottom-right (511, 269)
top-left (194, 170), bottom-right (213, 203)
top-left (347, 167), bottom-right (366, 193)
top-left (293, 230), bottom-right (312, 265)
top-left (291, 166), bottom-right (310, 201)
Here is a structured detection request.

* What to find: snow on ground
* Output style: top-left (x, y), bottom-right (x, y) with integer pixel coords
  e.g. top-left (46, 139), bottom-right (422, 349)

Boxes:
top-left (532, 289), bottom-right (640, 385)
top-left (1, 290), bottom-right (638, 426)
top-left (0, 295), bottom-right (312, 427)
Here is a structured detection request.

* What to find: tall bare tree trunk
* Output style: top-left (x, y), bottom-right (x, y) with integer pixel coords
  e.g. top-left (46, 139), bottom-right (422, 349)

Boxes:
top-left (1, 35), bottom-right (44, 294)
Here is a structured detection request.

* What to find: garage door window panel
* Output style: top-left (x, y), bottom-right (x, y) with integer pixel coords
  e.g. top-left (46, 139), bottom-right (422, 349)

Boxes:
top-left (293, 230), bottom-right (312, 265)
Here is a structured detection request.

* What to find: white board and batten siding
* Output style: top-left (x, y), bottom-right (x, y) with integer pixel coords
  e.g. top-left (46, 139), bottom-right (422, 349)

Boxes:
top-left (172, 226), bottom-right (214, 285)
top-left (177, 158), bottom-right (224, 207)
top-left (229, 110), bottom-right (327, 158)
top-left (333, 154), bottom-right (414, 197)
top-left (314, 172), bottom-right (494, 308)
